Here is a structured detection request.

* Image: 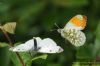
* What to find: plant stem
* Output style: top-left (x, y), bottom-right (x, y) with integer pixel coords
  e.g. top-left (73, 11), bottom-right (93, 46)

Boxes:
top-left (1, 29), bottom-right (13, 46)
top-left (1, 28), bottom-right (26, 66)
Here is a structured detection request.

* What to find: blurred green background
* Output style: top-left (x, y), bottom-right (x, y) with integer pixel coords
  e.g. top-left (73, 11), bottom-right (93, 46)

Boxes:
top-left (0, 0), bottom-right (100, 66)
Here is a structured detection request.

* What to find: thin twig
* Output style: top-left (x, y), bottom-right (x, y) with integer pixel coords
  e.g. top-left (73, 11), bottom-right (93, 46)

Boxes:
top-left (0, 28), bottom-right (26, 66)
top-left (1, 29), bottom-right (13, 46)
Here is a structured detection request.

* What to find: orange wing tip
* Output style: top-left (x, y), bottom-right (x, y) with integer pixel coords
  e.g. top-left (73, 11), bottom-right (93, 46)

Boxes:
top-left (81, 15), bottom-right (87, 29)
top-left (70, 15), bottom-right (87, 29)
top-left (76, 15), bottom-right (83, 20)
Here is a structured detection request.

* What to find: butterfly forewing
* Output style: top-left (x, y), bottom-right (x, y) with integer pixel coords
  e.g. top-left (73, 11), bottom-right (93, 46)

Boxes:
top-left (9, 37), bottom-right (42, 52)
top-left (63, 15), bottom-right (87, 31)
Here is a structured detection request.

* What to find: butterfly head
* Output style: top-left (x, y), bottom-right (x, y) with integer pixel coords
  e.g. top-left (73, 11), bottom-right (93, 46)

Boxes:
top-left (57, 29), bottom-right (62, 33)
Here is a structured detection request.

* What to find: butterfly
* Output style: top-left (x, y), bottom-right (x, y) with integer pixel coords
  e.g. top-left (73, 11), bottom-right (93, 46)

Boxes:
top-left (57, 15), bottom-right (87, 47)
top-left (9, 37), bottom-right (63, 53)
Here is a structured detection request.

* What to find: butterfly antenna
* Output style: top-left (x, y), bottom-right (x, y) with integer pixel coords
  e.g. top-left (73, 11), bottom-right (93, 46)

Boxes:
top-left (54, 23), bottom-right (60, 29)
top-left (50, 23), bottom-right (60, 31)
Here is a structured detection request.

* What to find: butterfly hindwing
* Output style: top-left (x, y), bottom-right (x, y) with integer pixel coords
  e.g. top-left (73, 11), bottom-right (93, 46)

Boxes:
top-left (61, 29), bottom-right (86, 47)
top-left (37, 38), bottom-right (63, 53)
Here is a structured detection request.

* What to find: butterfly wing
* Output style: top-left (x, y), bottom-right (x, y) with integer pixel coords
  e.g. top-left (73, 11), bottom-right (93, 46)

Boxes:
top-left (37, 38), bottom-right (63, 53)
top-left (64, 15), bottom-right (87, 31)
top-left (9, 39), bottom-right (34, 52)
top-left (61, 29), bottom-right (86, 47)
top-left (34, 37), bottom-right (42, 45)
top-left (9, 37), bottom-right (42, 52)
top-left (9, 43), bottom-right (30, 52)
top-left (58, 15), bottom-right (86, 47)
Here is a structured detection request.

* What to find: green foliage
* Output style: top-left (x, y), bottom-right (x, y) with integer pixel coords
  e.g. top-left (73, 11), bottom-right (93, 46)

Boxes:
top-left (32, 54), bottom-right (48, 61)
top-left (2, 22), bottom-right (16, 34)
top-left (9, 52), bottom-right (22, 66)
top-left (95, 20), bottom-right (100, 39)
top-left (51, 0), bottom-right (88, 7)
top-left (93, 39), bottom-right (100, 58)
top-left (0, 0), bottom-right (100, 66)
top-left (9, 43), bottom-right (48, 66)
top-left (93, 21), bottom-right (100, 58)
top-left (18, 1), bottom-right (46, 21)
top-left (10, 52), bottom-right (48, 66)
top-left (0, 42), bottom-right (9, 47)
top-left (0, 47), bottom-right (9, 66)
top-left (76, 44), bottom-right (93, 60)
top-left (19, 53), bottom-right (32, 66)
top-left (72, 62), bottom-right (80, 66)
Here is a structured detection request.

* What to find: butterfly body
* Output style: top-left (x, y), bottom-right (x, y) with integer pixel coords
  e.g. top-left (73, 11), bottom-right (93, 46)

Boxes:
top-left (58, 15), bottom-right (87, 47)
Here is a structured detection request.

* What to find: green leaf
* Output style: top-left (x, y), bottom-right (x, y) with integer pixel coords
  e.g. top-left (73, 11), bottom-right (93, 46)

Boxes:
top-left (3, 22), bottom-right (16, 34)
top-left (32, 54), bottom-right (48, 61)
top-left (9, 52), bottom-right (22, 66)
top-left (9, 52), bottom-right (32, 66)
top-left (47, 64), bottom-right (60, 66)
top-left (9, 45), bottom-right (32, 66)
top-left (0, 47), bottom-right (9, 66)
top-left (0, 42), bottom-right (9, 47)
top-left (93, 21), bottom-right (100, 57)
top-left (93, 39), bottom-right (100, 58)
top-left (76, 44), bottom-right (93, 60)
top-left (95, 20), bottom-right (100, 39)
top-left (19, 53), bottom-right (31, 66)
top-left (72, 62), bottom-right (80, 66)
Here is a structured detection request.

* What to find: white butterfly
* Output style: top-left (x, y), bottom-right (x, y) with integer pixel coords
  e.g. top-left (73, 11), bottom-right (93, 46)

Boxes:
top-left (57, 15), bottom-right (87, 47)
top-left (9, 37), bottom-right (63, 53)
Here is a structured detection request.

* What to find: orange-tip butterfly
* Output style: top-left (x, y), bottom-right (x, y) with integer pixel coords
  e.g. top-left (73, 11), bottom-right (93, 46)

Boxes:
top-left (9, 37), bottom-right (63, 53)
top-left (57, 15), bottom-right (87, 47)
